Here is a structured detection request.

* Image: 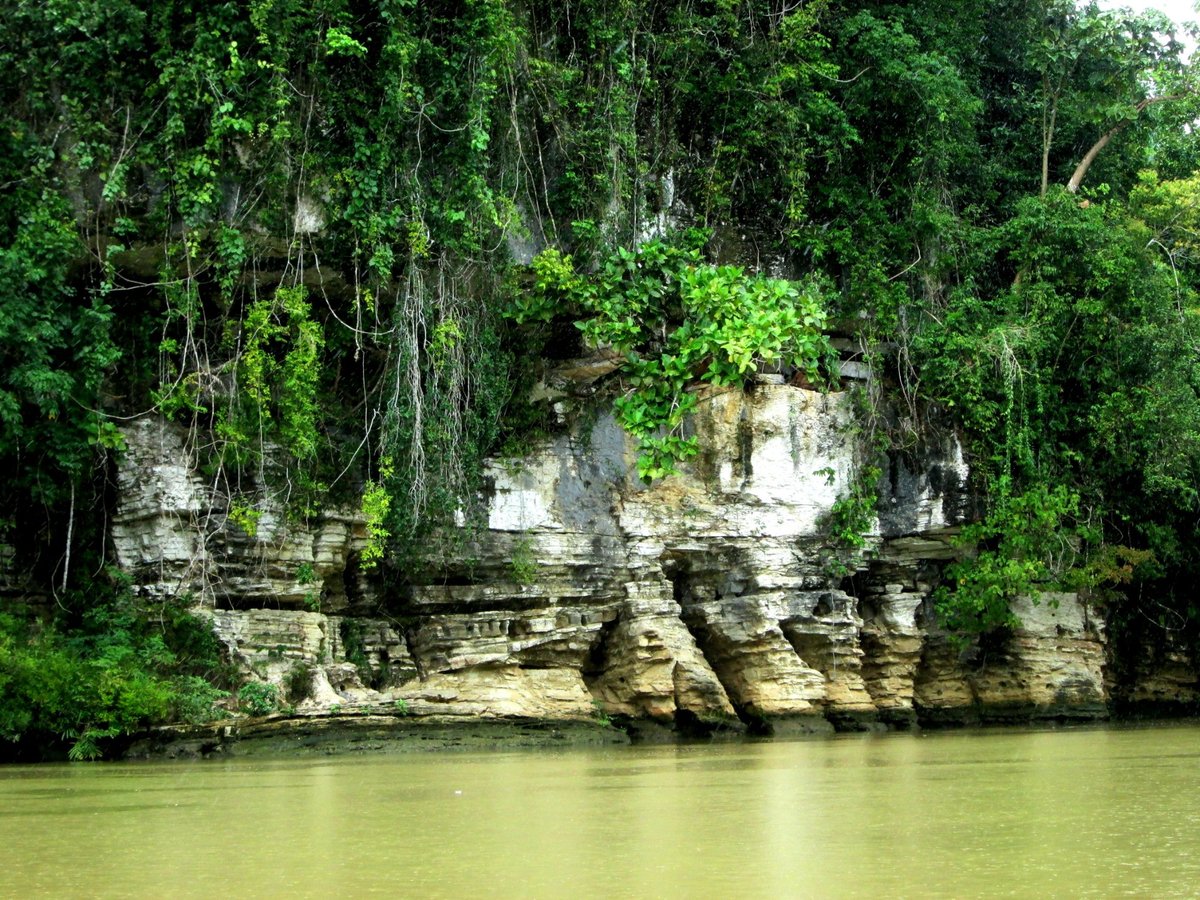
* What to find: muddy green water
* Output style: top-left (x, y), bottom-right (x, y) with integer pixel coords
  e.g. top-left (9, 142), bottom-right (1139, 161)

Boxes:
top-left (2, 724), bottom-right (1200, 898)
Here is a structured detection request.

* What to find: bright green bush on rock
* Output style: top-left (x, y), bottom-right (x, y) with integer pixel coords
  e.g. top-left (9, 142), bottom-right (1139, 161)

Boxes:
top-left (509, 234), bottom-right (837, 481)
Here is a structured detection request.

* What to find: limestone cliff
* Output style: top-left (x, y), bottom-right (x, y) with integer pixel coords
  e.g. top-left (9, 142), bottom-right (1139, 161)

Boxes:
top-left (109, 362), bottom-right (1166, 742)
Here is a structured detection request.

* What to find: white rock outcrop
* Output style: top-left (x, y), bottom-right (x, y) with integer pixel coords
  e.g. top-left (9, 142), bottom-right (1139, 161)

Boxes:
top-left (113, 379), bottom-right (1116, 732)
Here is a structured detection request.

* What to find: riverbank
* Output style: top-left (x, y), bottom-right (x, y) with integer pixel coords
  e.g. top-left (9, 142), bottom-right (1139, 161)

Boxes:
top-left (122, 714), bottom-right (630, 761)
top-left (114, 701), bottom-right (1200, 762)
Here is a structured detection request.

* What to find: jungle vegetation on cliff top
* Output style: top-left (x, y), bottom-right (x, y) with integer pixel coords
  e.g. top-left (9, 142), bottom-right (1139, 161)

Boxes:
top-left (1, 0), bottom-right (1199, 754)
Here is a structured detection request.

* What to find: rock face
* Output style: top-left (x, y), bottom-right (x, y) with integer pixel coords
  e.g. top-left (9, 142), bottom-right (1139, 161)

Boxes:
top-left (112, 380), bottom-right (1139, 734)
top-left (1109, 627), bottom-right (1200, 713)
top-left (112, 418), bottom-right (374, 613)
top-left (913, 593), bottom-right (1108, 724)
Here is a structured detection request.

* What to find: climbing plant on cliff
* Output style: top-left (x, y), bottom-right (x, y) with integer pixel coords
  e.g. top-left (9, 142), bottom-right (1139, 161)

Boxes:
top-left (798, 0), bottom-right (1200, 641)
top-left (0, 0), bottom-right (853, 572)
top-left (0, 0), bottom-right (534, 567)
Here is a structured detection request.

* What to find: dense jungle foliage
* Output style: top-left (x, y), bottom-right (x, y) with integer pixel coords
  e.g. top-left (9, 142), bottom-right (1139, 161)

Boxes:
top-left (1, 0), bottom-right (1199, 754)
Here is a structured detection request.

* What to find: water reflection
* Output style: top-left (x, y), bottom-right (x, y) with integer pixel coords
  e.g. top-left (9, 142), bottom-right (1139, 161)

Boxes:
top-left (1, 724), bottom-right (1199, 898)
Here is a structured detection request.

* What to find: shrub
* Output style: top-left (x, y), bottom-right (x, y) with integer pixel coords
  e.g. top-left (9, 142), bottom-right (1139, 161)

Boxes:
top-left (507, 235), bottom-right (837, 482)
top-left (239, 682), bottom-right (279, 717)
top-left (286, 664), bottom-right (314, 704)
top-left (0, 587), bottom-right (230, 760)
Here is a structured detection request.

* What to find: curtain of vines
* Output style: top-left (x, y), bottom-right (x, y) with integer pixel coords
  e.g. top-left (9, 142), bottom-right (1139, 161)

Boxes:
top-left (0, 0), bottom-right (848, 580)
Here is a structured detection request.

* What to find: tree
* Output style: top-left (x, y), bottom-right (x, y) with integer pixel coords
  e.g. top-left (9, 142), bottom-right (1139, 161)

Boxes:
top-left (1028, 2), bottom-right (1193, 195)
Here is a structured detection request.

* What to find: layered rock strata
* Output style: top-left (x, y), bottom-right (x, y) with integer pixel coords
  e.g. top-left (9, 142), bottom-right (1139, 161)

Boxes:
top-left (113, 379), bottom-right (1123, 736)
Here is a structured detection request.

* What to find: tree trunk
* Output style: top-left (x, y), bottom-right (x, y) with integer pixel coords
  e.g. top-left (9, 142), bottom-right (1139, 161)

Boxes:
top-left (1066, 94), bottom-right (1188, 194)
top-left (1066, 127), bottom-right (1121, 193)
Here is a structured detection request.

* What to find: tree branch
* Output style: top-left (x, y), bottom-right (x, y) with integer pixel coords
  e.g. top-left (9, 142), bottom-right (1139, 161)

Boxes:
top-left (1067, 93), bottom-right (1191, 193)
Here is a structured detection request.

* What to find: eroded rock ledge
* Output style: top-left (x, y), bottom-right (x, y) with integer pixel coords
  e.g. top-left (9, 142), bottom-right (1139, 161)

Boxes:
top-left (112, 380), bottom-right (1196, 745)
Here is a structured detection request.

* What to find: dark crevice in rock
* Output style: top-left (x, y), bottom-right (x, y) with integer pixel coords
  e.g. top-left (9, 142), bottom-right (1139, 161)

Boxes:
top-left (612, 716), bottom-right (673, 743)
top-left (736, 405), bottom-right (754, 486)
top-left (779, 623), bottom-right (824, 671)
top-left (581, 616), bottom-right (619, 686)
top-left (672, 707), bottom-right (742, 739)
top-left (671, 570), bottom-right (686, 607)
top-left (671, 663), bottom-right (746, 738)
top-left (838, 572), bottom-right (861, 600)
top-left (672, 708), bottom-right (713, 737)
top-left (811, 593), bottom-right (834, 618)
top-left (731, 703), bottom-right (774, 737)
top-left (402, 626), bottom-right (427, 681)
top-left (544, 317), bottom-right (585, 360)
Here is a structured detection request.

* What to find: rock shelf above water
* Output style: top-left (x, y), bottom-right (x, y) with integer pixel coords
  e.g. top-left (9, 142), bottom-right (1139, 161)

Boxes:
top-left (111, 381), bottom-right (1195, 743)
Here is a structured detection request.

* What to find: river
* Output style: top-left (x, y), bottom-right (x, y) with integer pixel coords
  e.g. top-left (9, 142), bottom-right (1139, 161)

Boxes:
top-left (2, 722), bottom-right (1199, 898)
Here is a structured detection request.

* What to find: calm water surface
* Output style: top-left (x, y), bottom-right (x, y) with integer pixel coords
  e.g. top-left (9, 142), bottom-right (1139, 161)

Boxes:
top-left (2, 723), bottom-right (1200, 898)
